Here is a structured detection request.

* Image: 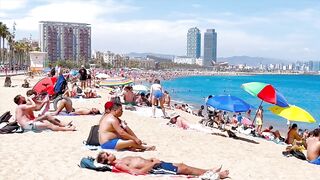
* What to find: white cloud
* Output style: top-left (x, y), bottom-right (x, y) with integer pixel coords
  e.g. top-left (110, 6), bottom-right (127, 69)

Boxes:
top-left (2, 1), bottom-right (320, 60)
top-left (0, 0), bottom-right (28, 10)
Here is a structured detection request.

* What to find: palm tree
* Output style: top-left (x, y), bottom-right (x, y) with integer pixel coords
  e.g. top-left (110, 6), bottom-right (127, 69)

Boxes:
top-left (0, 22), bottom-right (10, 65)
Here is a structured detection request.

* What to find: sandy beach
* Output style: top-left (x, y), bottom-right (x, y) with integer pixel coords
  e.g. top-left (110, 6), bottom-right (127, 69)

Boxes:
top-left (0, 75), bottom-right (319, 180)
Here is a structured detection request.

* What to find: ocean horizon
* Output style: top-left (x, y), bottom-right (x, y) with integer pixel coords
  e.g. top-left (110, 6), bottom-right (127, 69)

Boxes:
top-left (162, 74), bottom-right (320, 133)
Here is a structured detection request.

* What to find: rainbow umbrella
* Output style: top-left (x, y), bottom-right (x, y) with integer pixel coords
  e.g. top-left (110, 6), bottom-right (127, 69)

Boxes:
top-left (241, 82), bottom-right (289, 107)
top-left (269, 105), bottom-right (316, 123)
top-left (99, 77), bottom-right (133, 87)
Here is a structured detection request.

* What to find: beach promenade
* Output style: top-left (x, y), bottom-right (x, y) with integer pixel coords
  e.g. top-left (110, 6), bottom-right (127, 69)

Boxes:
top-left (0, 75), bottom-right (319, 180)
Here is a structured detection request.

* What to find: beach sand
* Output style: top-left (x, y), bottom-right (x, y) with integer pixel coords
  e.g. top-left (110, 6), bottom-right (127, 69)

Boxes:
top-left (0, 75), bottom-right (319, 180)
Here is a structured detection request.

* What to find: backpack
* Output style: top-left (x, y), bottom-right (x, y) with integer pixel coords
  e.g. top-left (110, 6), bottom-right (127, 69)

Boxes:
top-left (0, 111), bottom-right (12, 123)
top-left (79, 157), bottom-right (111, 171)
top-left (290, 150), bottom-right (307, 161)
top-left (0, 122), bottom-right (22, 134)
top-left (84, 125), bottom-right (100, 146)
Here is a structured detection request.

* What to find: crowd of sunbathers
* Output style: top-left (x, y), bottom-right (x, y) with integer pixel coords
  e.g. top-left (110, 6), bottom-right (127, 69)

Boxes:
top-left (9, 69), bottom-right (319, 179)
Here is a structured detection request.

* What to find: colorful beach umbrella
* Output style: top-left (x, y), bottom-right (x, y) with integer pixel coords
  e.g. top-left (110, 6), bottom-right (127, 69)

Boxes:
top-left (99, 77), bottom-right (133, 87)
top-left (206, 95), bottom-right (252, 113)
top-left (241, 82), bottom-right (289, 107)
top-left (32, 77), bottom-right (57, 95)
top-left (269, 105), bottom-right (316, 123)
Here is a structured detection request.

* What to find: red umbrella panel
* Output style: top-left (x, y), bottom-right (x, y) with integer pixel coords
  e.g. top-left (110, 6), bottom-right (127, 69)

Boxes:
top-left (32, 77), bottom-right (57, 95)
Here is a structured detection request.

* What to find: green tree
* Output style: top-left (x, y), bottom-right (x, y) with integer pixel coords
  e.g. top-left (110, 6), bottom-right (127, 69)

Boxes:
top-left (0, 22), bottom-right (11, 64)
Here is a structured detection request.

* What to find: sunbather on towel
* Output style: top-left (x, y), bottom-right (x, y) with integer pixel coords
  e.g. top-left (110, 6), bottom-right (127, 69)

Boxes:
top-left (14, 94), bottom-right (75, 131)
top-left (98, 102), bottom-right (155, 151)
top-left (307, 128), bottom-right (320, 165)
top-left (48, 98), bottom-right (101, 115)
top-left (96, 151), bottom-right (229, 178)
top-left (167, 112), bottom-right (190, 130)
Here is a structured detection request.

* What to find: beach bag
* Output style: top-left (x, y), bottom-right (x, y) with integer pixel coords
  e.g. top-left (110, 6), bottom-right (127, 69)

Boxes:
top-left (290, 150), bottom-right (307, 160)
top-left (84, 125), bottom-right (100, 146)
top-left (0, 122), bottom-right (21, 134)
top-left (0, 111), bottom-right (12, 123)
top-left (79, 157), bottom-right (111, 171)
top-left (54, 74), bottom-right (67, 94)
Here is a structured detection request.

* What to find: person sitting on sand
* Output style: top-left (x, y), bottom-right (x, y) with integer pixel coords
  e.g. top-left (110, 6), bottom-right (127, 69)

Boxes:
top-left (306, 128), bottom-right (320, 165)
top-left (48, 98), bottom-right (101, 115)
top-left (167, 112), bottom-right (190, 130)
top-left (135, 92), bottom-right (150, 106)
top-left (122, 86), bottom-right (136, 105)
top-left (193, 105), bottom-right (204, 117)
top-left (98, 102), bottom-right (155, 151)
top-left (163, 90), bottom-right (171, 108)
top-left (26, 90), bottom-right (50, 116)
top-left (285, 123), bottom-right (305, 146)
top-left (262, 125), bottom-right (283, 141)
top-left (63, 82), bottom-right (78, 98)
top-left (14, 94), bottom-right (75, 131)
top-left (83, 87), bottom-right (98, 98)
top-left (96, 151), bottom-right (229, 178)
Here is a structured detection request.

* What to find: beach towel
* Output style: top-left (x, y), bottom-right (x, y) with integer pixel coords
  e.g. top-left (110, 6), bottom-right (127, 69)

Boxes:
top-left (79, 157), bottom-right (112, 171)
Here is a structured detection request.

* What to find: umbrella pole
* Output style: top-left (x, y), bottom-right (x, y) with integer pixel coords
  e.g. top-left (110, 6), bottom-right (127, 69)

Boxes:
top-left (252, 100), bottom-right (263, 126)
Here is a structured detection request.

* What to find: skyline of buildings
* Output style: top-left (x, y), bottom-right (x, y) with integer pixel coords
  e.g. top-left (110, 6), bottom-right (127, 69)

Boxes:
top-left (186, 27), bottom-right (201, 59)
top-left (39, 21), bottom-right (91, 63)
top-left (203, 29), bottom-right (217, 66)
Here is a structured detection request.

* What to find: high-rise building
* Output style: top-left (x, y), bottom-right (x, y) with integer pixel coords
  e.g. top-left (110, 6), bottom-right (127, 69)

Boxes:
top-left (203, 29), bottom-right (217, 66)
top-left (187, 27), bottom-right (201, 58)
top-left (39, 21), bottom-right (91, 63)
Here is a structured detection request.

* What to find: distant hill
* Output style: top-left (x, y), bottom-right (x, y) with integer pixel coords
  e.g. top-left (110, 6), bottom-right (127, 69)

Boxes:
top-left (218, 56), bottom-right (290, 66)
top-left (126, 52), bottom-right (174, 61)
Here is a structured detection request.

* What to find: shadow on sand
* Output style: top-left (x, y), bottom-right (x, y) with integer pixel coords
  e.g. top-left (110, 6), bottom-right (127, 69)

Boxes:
top-left (211, 130), bottom-right (260, 144)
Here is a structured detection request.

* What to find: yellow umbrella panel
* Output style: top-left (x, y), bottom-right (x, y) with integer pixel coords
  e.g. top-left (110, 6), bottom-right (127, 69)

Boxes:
top-left (269, 105), bottom-right (316, 123)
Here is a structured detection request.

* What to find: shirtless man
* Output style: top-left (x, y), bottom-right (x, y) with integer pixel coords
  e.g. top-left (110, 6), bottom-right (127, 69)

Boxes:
top-left (285, 123), bottom-right (304, 145)
top-left (306, 128), bottom-right (320, 165)
top-left (98, 102), bottom-right (155, 151)
top-left (26, 90), bottom-right (50, 116)
top-left (123, 86), bottom-right (136, 105)
top-left (49, 98), bottom-right (100, 115)
top-left (14, 94), bottom-right (75, 131)
top-left (96, 152), bottom-right (229, 178)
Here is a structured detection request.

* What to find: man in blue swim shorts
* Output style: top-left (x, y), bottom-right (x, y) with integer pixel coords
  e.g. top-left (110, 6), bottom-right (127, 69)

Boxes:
top-left (98, 102), bottom-right (155, 151)
top-left (307, 128), bottom-right (320, 165)
top-left (96, 152), bottom-right (229, 178)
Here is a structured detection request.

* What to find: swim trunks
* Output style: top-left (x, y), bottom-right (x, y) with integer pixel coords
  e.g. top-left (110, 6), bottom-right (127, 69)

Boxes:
top-left (309, 156), bottom-right (320, 165)
top-left (101, 138), bottom-right (120, 149)
top-left (150, 161), bottom-right (178, 175)
top-left (23, 121), bottom-right (46, 131)
top-left (153, 90), bottom-right (163, 99)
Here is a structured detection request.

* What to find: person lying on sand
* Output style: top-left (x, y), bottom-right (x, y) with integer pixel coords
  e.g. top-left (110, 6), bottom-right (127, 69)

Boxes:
top-left (48, 98), bottom-right (101, 115)
top-left (167, 112), bottom-right (190, 130)
top-left (306, 128), bottom-right (320, 165)
top-left (96, 151), bottom-right (229, 178)
top-left (14, 94), bottom-right (75, 131)
top-left (26, 90), bottom-right (50, 116)
top-left (98, 102), bottom-right (155, 151)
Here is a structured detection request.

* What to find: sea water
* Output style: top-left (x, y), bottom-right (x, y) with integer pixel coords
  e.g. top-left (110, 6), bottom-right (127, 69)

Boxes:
top-left (162, 74), bottom-right (320, 132)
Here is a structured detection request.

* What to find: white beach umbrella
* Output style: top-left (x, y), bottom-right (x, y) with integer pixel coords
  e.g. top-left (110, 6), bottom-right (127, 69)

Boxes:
top-left (133, 85), bottom-right (149, 92)
top-left (96, 73), bottom-right (110, 79)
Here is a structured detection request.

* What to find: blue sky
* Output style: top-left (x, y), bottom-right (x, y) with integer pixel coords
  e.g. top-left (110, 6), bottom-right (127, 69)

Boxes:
top-left (1, 0), bottom-right (320, 61)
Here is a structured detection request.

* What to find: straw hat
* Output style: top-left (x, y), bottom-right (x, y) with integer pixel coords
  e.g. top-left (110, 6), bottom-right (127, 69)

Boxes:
top-left (169, 112), bottom-right (180, 119)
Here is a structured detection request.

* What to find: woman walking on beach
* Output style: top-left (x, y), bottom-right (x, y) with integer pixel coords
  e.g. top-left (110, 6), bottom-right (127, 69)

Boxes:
top-left (150, 79), bottom-right (167, 118)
